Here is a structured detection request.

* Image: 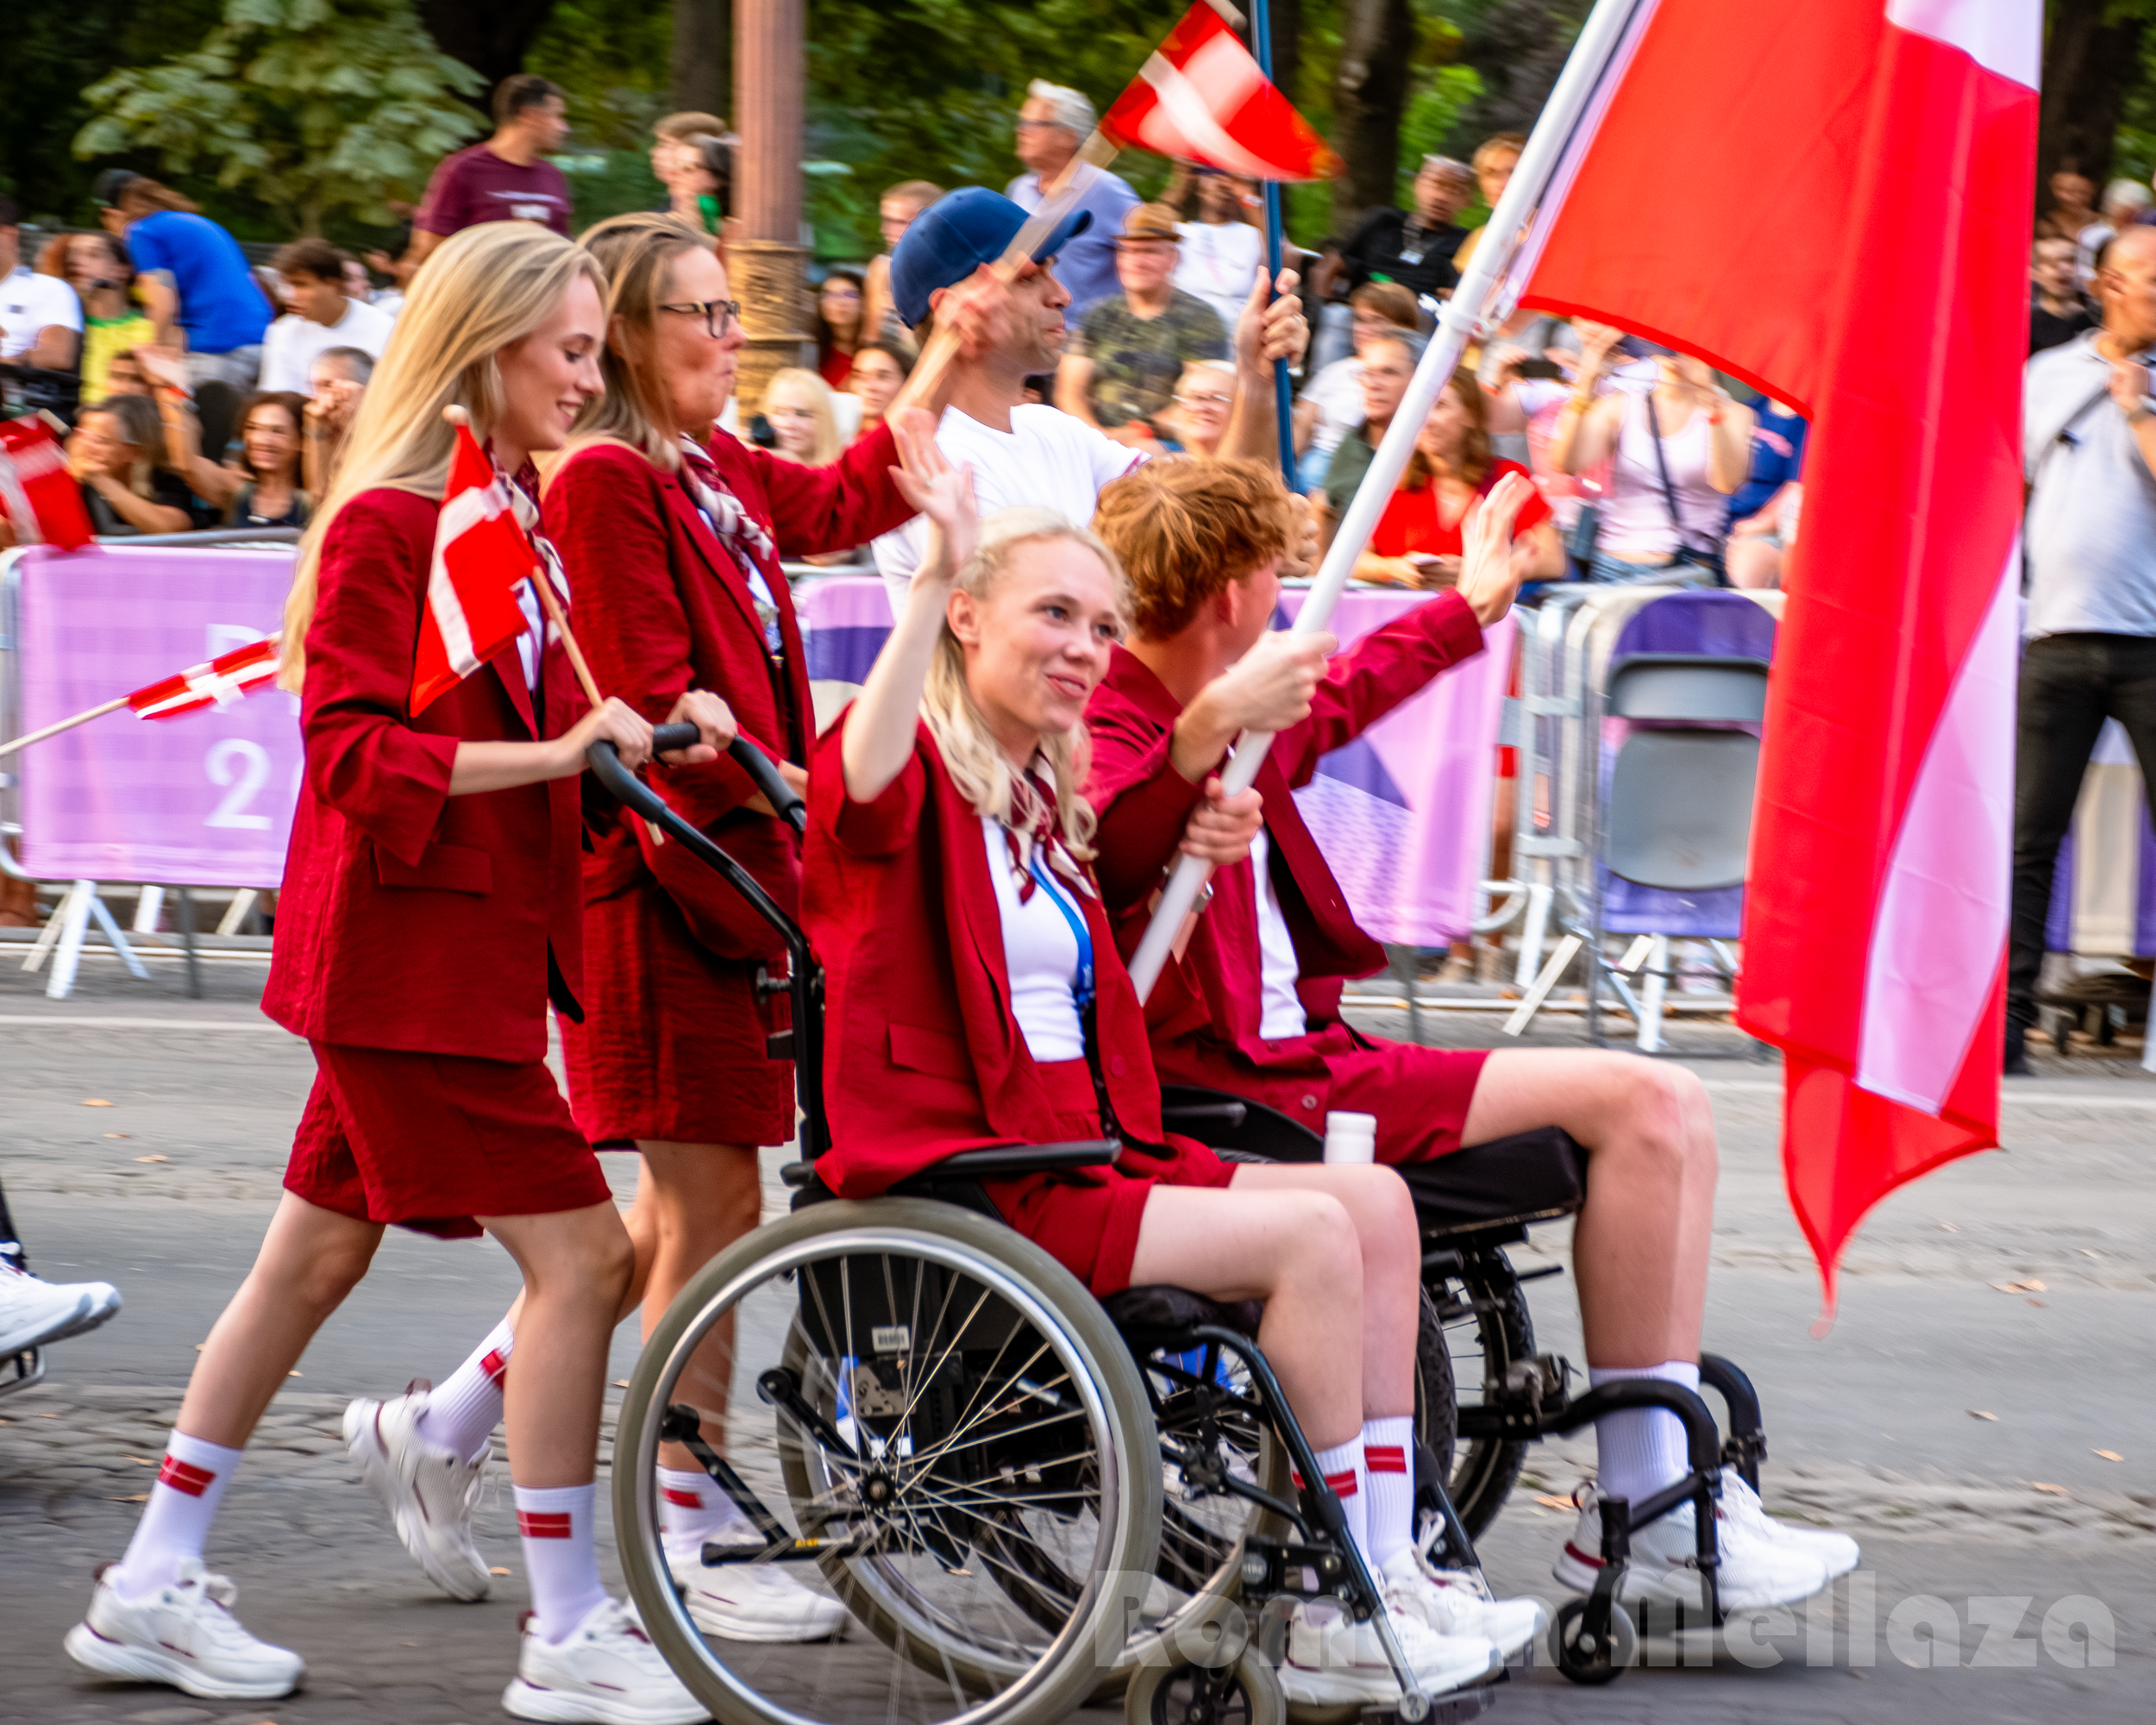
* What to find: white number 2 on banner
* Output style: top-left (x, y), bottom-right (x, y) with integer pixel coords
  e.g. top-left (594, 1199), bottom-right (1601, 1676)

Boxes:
top-left (204, 738), bottom-right (273, 830)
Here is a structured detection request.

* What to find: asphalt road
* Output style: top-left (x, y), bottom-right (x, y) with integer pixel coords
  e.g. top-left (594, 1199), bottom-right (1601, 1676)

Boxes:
top-left (2, 949), bottom-right (2150, 1722)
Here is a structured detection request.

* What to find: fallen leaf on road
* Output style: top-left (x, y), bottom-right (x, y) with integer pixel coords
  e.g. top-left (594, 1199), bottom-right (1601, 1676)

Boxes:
top-left (81, 1098), bottom-right (112, 1107)
top-left (613, 1379), bottom-right (630, 1388)
top-left (1937, 1222), bottom-right (1959, 1233)
top-left (125, 1456), bottom-right (155, 1465)
top-left (133, 1154), bottom-right (167, 1164)
top-left (2033, 1483), bottom-right (2069, 1496)
top-left (1969, 1410), bottom-right (1998, 1421)
top-left (110, 1495), bottom-right (148, 1502)
top-left (1990, 1279), bottom-right (2046, 1293)
top-left (287, 1371), bottom-right (302, 1377)
top-left (490, 1566), bottom-right (513, 1576)
top-left (2028, 1299), bottom-right (2046, 1308)
top-left (103, 1132), bottom-right (130, 1139)
top-left (1534, 1494), bottom-right (1574, 1510)
top-left (2095, 1450), bottom-right (2124, 1462)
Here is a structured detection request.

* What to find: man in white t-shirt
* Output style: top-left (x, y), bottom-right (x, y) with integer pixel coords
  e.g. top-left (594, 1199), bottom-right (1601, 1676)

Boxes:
top-left (257, 239), bottom-right (394, 396)
top-left (0, 197), bottom-right (83, 371)
top-left (874, 187), bottom-right (1307, 611)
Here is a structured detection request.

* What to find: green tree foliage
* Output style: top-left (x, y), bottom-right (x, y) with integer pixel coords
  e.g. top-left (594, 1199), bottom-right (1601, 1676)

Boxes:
top-left (74, 0), bottom-right (487, 234)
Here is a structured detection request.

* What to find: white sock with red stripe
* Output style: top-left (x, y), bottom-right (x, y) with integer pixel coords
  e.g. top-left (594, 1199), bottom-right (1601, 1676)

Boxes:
top-left (1361, 1415), bottom-right (1416, 1570)
top-left (415, 1320), bottom-right (512, 1464)
top-left (1589, 1361), bottom-right (1700, 1502)
top-left (659, 1465), bottom-right (754, 1560)
top-left (515, 1482), bottom-right (608, 1644)
top-left (112, 1431), bottom-right (241, 1600)
top-left (1302, 1435), bottom-right (1369, 1568)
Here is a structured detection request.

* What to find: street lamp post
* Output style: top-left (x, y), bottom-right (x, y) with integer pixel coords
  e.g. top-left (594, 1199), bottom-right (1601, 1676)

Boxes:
top-left (732, 0), bottom-right (812, 421)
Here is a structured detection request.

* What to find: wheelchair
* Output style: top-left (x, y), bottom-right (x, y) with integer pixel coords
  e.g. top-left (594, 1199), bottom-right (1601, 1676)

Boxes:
top-left (586, 731), bottom-right (1771, 1719)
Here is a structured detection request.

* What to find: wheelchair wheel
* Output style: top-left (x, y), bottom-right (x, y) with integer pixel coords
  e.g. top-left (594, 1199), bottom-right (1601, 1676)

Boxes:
top-left (1426, 1245), bottom-right (1534, 1539)
top-left (614, 1198), bottom-right (1163, 1725)
top-left (1125, 1649), bottom-right (1284, 1725)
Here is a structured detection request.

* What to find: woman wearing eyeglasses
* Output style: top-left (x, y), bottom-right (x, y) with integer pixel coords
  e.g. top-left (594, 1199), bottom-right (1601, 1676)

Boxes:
top-left (337, 212), bottom-right (981, 1642)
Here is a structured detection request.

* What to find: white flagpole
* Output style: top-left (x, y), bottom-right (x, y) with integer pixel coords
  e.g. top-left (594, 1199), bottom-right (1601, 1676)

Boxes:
top-left (1125, 0), bottom-right (1658, 1002)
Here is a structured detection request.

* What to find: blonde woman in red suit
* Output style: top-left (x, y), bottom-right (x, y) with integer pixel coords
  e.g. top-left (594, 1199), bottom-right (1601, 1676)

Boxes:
top-left (343, 213), bottom-right (962, 1640)
top-left (799, 411), bottom-right (1547, 1709)
top-left (65, 224), bottom-right (714, 1725)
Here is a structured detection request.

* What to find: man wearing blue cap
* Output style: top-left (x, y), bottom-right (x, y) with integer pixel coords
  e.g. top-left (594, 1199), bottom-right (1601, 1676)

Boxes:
top-left (872, 186), bottom-right (1308, 609)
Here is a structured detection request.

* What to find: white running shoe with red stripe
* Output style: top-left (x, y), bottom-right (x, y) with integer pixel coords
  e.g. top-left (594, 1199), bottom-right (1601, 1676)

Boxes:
top-left (344, 1387), bottom-right (492, 1602)
top-left (1277, 1597), bottom-right (1498, 1706)
top-left (1379, 1548), bottom-right (1547, 1657)
top-left (503, 1596), bottom-right (709, 1724)
top-left (665, 1546), bottom-right (849, 1642)
top-left (64, 1559), bottom-right (304, 1699)
top-left (1550, 1483), bottom-right (1831, 1612)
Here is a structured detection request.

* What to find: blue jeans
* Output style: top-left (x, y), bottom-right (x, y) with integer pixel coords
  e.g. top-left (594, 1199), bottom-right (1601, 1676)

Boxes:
top-left (1587, 550), bottom-right (1717, 587)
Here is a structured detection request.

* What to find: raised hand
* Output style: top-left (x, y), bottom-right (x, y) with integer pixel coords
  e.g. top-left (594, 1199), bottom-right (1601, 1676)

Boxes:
top-left (1456, 471), bottom-right (1534, 625)
top-left (1235, 267), bottom-right (1308, 371)
top-left (888, 406), bottom-right (978, 583)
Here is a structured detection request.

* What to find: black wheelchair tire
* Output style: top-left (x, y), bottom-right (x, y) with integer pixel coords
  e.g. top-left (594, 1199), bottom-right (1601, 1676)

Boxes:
top-left (1427, 1245), bottom-right (1536, 1540)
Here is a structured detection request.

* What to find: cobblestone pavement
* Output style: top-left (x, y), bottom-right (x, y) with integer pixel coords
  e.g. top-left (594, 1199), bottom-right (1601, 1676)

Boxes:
top-left (2, 951), bottom-right (2151, 1721)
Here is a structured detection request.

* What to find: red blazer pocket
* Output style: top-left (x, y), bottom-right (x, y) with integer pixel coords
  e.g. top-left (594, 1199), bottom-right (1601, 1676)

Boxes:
top-left (373, 841), bottom-right (494, 895)
top-left (888, 1022), bottom-right (975, 1083)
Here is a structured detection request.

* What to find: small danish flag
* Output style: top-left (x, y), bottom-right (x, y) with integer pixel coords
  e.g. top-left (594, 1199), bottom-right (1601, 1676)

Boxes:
top-left (0, 417), bottom-right (96, 551)
top-left (411, 418), bottom-right (542, 716)
top-left (126, 635), bottom-right (282, 721)
top-left (1102, 4), bottom-right (1344, 182)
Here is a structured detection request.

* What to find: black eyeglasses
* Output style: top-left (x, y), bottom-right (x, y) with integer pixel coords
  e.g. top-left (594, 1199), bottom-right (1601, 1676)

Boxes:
top-left (659, 298), bottom-right (742, 340)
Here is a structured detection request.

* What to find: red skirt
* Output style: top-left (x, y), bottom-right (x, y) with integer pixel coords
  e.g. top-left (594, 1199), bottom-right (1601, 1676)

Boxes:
top-left (561, 882), bottom-right (796, 1148)
top-left (285, 1042), bottom-right (613, 1239)
top-left (982, 1060), bottom-right (1237, 1298)
top-left (1320, 1037), bottom-right (1491, 1164)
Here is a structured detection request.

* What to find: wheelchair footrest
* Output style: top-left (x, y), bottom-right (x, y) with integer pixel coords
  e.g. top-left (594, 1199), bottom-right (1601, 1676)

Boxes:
top-left (1358, 1674), bottom-right (1505, 1725)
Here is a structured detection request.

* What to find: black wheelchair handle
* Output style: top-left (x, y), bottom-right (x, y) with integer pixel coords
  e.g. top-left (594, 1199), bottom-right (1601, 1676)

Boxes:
top-left (635, 726), bottom-right (806, 835)
top-left (729, 735), bottom-right (807, 835)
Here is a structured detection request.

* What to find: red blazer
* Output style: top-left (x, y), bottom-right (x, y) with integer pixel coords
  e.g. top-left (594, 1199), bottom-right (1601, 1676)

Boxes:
top-left (802, 712), bottom-right (1213, 1199)
top-left (262, 487), bottom-right (585, 1063)
top-left (542, 425), bottom-right (910, 956)
top-left (1084, 594), bottom-right (1486, 1103)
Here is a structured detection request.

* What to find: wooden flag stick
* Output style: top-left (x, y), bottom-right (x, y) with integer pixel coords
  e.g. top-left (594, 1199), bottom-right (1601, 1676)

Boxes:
top-left (891, 130), bottom-right (1125, 418)
top-left (529, 566), bottom-right (605, 712)
top-left (0, 697), bottom-right (130, 760)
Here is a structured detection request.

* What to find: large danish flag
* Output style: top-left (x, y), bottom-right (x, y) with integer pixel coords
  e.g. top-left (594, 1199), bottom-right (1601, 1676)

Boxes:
top-left (1514, 0), bottom-right (2038, 1303)
top-left (0, 417), bottom-right (95, 551)
top-left (1101, 3), bottom-right (1343, 182)
top-left (411, 421), bottom-right (540, 715)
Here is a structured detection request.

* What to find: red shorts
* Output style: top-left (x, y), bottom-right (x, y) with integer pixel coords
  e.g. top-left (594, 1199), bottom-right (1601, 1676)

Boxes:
top-left (284, 1042), bottom-right (614, 1239)
top-left (1322, 1038), bottom-right (1491, 1165)
top-left (981, 1060), bottom-right (1237, 1298)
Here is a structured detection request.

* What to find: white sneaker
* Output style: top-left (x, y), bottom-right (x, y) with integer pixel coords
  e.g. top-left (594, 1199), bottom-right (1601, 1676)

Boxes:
top-left (1277, 1596), bottom-right (1498, 1706)
top-left (504, 1596), bottom-right (710, 1724)
top-left (0, 1254), bottom-right (121, 1355)
top-left (64, 1559), bottom-right (304, 1699)
top-left (1380, 1548), bottom-right (1547, 1659)
top-left (1715, 1469), bottom-right (1860, 1579)
top-left (344, 1386), bottom-right (491, 1601)
top-left (666, 1546), bottom-right (848, 1642)
top-left (1551, 1483), bottom-right (1831, 1612)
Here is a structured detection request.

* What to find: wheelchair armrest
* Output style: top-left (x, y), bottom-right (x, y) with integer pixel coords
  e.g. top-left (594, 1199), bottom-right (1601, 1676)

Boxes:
top-left (927, 1140), bottom-right (1122, 1178)
top-left (1160, 1099), bottom-right (1249, 1129)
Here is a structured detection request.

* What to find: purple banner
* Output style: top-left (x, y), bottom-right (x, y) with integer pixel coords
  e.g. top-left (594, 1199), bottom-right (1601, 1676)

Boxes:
top-left (1276, 590), bottom-right (1514, 947)
top-left (11, 543), bottom-right (299, 888)
top-left (793, 577), bottom-right (1511, 947)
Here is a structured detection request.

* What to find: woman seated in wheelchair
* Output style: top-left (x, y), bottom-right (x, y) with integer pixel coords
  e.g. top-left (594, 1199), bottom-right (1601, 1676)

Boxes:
top-left (1081, 455), bottom-right (1858, 1614)
top-left (802, 409), bottom-right (1546, 1705)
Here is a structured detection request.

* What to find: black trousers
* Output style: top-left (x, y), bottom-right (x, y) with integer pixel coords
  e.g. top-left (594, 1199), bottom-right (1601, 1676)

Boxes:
top-left (2008, 632), bottom-right (2156, 1023)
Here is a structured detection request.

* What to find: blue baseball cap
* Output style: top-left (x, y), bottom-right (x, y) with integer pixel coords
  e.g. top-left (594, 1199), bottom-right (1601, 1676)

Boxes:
top-left (890, 187), bottom-right (1093, 329)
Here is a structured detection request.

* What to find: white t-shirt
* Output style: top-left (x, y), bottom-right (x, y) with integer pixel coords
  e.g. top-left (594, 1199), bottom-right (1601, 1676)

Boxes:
top-left (1175, 220), bottom-right (1266, 332)
top-left (1300, 356), bottom-right (1366, 457)
top-left (872, 404), bottom-right (1144, 612)
top-left (983, 818), bottom-right (1086, 1063)
top-left (257, 297), bottom-right (396, 395)
top-left (1248, 831), bottom-right (1309, 1040)
top-left (1, 266), bottom-right (83, 361)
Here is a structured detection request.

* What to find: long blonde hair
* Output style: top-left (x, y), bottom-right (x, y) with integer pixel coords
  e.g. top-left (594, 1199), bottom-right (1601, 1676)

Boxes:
top-left (278, 223), bottom-right (605, 691)
top-left (922, 507), bottom-right (1129, 861)
top-left (764, 367), bottom-right (843, 466)
top-left (562, 211), bottom-right (715, 472)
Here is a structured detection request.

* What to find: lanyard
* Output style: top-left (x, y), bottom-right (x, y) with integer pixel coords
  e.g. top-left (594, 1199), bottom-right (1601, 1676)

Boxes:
top-left (1026, 850), bottom-right (1094, 1013)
